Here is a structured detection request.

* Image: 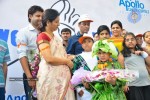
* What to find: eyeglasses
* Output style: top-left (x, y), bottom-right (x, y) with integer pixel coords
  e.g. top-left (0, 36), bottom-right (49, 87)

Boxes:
top-left (125, 38), bottom-right (136, 42)
top-left (136, 38), bottom-right (142, 40)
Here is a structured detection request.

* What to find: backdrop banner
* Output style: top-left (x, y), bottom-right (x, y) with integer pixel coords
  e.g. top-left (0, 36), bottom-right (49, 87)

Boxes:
top-left (0, 0), bottom-right (149, 99)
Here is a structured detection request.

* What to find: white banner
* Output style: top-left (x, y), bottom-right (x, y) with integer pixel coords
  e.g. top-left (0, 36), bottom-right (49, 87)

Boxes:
top-left (0, 0), bottom-right (150, 99)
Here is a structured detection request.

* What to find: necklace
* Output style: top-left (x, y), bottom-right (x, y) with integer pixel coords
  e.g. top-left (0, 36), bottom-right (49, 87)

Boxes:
top-left (97, 58), bottom-right (114, 70)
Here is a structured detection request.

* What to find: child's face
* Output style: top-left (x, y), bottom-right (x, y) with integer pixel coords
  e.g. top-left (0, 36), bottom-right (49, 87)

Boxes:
top-left (121, 29), bottom-right (127, 37)
top-left (99, 30), bottom-right (110, 40)
top-left (144, 32), bottom-right (150, 45)
top-left (136, 36), bottom-right (143, 46)
top-left (82, 38), bottom-right (94, 52)
top-left (125, 35), bottom-right (136, 49)
top-left (98, 51), bottom-right (110, 62)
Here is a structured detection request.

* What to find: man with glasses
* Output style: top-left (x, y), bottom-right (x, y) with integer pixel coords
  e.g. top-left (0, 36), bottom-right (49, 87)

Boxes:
top-left (67, 14), bottom-right (93, 55)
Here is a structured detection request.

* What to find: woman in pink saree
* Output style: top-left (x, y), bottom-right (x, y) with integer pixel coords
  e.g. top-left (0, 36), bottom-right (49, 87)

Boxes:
top-left (36, 9), bottom-right (75, 100)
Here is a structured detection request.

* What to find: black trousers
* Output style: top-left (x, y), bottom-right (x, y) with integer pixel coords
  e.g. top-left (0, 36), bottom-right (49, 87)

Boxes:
top-left (126, 85), bottom-right (150, 100)
top-left (23, 73), bottom-right (37, 100)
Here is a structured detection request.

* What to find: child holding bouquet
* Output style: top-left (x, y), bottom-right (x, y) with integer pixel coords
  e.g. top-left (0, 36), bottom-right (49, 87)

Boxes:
top-left (83, 40), bottom-right (126, 100)
top-left (71, 34), bottom-right (98, 100)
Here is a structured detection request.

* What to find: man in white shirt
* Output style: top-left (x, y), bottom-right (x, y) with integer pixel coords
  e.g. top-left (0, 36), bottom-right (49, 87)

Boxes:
top-left (16, 5), bottom-right (43, 100)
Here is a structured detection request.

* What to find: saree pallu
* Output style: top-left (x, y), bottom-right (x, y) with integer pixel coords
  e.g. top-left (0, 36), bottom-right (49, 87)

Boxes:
top-left (36, 35), bottom-right (75, 100)
top-left (108, 37), bottom-right (124, 52)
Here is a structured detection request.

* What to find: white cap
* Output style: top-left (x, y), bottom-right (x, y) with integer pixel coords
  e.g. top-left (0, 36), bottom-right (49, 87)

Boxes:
top-left (78, 34), bottom-right (94, 44)
top-left (78, 14), bottom-right (93, 23)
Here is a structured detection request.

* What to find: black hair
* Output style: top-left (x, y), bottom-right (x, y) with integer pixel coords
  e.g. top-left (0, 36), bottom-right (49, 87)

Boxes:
top-left (61, 28), bottom-right (71, 34)
top-left (143, 31), bottom-right (150, 40)
top-left (41, 9), bottom-right (59, 32)
top-left (93, 32), bottom-right (98, 37)
top-left (111, 20), bottom-right (123, 29)
top-left (121, 32), bottom-right (143, 57)
top-left (28, 5), bottom-right (43, 22)
top-left (96, 25), bottom-right (110, 36)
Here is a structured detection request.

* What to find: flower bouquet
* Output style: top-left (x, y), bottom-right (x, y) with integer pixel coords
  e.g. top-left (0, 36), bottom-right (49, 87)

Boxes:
top-left (71, 67), bottom-right (139, 100)
top-left (29, 53), bottom-right (41, 78)
top-left (28, 53), bottom-right (40, 98)
top-left (71, 67), bottom-right (139, 86)
top-left (85, 69), bottom-right (139, 83)
top-left (71, 67), bottom-right (90, 86)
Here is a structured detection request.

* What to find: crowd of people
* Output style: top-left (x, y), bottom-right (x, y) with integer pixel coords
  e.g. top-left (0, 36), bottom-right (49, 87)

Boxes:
top-left (0, 5), bottom-right (150, 100)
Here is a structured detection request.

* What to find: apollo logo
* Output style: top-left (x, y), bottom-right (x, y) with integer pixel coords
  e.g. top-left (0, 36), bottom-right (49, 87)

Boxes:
top-left (119, 0), bottom-right (149, 23)
top-left (119, 0), bottom-right (144, 11)
top-left (119, 0), bottom-right (149, 14)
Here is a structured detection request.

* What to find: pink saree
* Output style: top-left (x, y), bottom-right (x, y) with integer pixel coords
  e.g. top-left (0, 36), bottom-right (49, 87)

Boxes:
top-left (36, 35), bottom-right (75, 100)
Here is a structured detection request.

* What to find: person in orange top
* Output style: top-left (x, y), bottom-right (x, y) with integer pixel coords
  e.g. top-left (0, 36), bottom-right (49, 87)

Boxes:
top-left (109, 20), bottom-right (124, 52)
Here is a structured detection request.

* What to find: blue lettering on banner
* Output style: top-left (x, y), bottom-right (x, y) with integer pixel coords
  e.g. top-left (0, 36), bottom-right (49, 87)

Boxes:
top-left (7, 95), bottom-right (26, 100)
top-left (119, 0), bottom-right (149, 23)
top-left (0, 29), bottom-right (18, 46)
top-left (0, 29), bottom-right (9, 42)
top-left (119, 0), bottom-right (149, 14)
top-left (11, 30), bottom-right (18, 46)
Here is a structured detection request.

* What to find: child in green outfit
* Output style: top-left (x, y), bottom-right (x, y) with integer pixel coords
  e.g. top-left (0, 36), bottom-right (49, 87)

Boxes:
top-left (83, 40), bottom-right (126, 100)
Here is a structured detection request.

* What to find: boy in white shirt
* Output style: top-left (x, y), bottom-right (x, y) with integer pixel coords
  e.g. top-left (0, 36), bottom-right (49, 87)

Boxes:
top-left (72, 34), bottom-right (97, 100)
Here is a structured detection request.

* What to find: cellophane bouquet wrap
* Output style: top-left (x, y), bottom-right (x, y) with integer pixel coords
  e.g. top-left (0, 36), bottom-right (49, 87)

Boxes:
top-left (71, 67), bottom-right (90, 86)
top-left (85, 69), bottom-right (139, 82)
top-left (71, 67), bottom-right (139, 86)
top-left (29, 53), bottom-right (41, 78)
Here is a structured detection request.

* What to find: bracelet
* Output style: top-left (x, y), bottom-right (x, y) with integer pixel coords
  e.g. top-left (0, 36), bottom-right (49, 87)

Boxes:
top-left (141, 51), bottom-right (148, 58)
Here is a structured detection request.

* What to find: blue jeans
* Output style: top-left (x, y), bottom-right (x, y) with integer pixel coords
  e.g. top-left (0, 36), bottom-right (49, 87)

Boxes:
top-left (0, 87), bottom-right (5, 100)
top-left (23, 73), bottom-right (37, 100)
